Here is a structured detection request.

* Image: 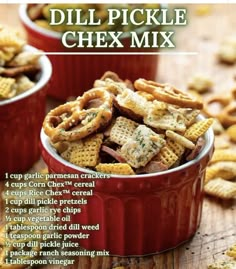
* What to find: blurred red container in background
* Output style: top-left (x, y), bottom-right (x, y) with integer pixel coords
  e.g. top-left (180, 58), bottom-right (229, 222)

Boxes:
top-left (0, 45), bottom-right (51, 179)
top-left (19, 4), bottom-right (160, 101)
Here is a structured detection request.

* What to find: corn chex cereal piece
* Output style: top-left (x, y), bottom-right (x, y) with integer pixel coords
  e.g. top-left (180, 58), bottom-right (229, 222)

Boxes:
top-left (116, 88), bottom-right (150, 117)
top-left (120, 125), bottom-right (166, 168)
top-left (69, 134), bottom-right (103, 167)
top-left (210, 149), bottom-right (236, 164)
top-left (226, 244), bottom-right (236, 258)
top-left (0, 76), bottom-right (16, 99)
top-left (205, 162), bottom-right (236, 184)
top-left (96, 163), bottom-right (135, 175)
top-left (154, 146), bottom-right (178, 168)
top-left (166, 130), bottom-right (195, 150)
top-left (166, 138), bottom-right (185, 157)
top-left (184, 118), bottom-right (214, 142)
top-left (208, 260), bottom-right (236, 269)
top-left (0, 28), bottom-right (25, 51)
top-left (204, 178), bottom-right (236, 199)
top-left (110, 116), bottom-right (138, 146)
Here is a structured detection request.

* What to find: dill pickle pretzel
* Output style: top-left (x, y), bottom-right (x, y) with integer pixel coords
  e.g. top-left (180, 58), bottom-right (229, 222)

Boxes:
top-left (43, 88), bottom-right (113, 143)
top-left (0, 221), bottom-right (42, 269)
top-left (134, 78), bottom-right (203, 109)
top-left (203, 95), bottom-right (231, 118)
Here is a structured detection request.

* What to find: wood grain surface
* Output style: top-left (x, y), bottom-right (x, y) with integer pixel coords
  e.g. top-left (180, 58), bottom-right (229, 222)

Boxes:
top-left (0, 4), bottom-right (236, 269)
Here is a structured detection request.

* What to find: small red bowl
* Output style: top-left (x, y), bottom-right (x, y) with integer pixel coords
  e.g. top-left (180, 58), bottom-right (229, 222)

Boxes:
top-left (40, 119), bottom-right (214, 256)
top-left (0, 45), bottom-right (52, 179)
top-left (19, 4), bottom-right (160, 101)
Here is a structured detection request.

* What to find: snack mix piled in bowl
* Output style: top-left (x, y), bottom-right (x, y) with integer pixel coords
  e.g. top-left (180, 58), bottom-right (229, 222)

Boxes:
top-left (43, 72), bottom-right (213, 176)
top-left (0, 25), bottom-right (41, 100)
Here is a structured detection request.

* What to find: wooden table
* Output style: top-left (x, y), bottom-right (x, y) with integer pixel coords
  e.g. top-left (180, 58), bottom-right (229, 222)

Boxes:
top-left (0, 4), bottom-right (236, 269)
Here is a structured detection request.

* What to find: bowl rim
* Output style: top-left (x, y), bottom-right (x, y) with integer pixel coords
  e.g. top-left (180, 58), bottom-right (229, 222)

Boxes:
top-left (19, 4), bottom-right (166, 41)
top-left (0, 44), bottom-right (52, 106)
top-left (40, 115), bottom-right (214, 179)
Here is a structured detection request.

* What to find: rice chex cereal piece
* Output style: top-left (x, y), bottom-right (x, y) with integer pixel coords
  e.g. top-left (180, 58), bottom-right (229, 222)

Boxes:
top-left (110, 116), bottom-right (138, 146)
top-left (96, 163), bottom-right (135, 175)
top-left (120, 125), bottom-right (166, 168)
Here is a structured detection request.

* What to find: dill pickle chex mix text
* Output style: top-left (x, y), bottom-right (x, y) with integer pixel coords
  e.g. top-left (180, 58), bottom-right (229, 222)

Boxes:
top-left (49, 7), bottom-right (187, 48)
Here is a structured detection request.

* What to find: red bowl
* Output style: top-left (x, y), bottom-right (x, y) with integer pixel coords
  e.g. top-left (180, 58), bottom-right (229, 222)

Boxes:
top-left (19, 4), bottom-right (160, 101)
top-left (0, 45), bottom-right (52, 179)
top-left (40, 120), bottom-right (214, 256)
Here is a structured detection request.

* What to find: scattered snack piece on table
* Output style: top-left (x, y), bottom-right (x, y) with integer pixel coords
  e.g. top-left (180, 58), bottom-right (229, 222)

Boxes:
top-left (214, 134), bottom-right (230, 149)
top-left (205, 161), bottom-right (236, 184)
top-left (218, 36), bottom-right (236, 64)
top-left (43, 71), bottom-right (213, 175)
top-left (212, 119), bottom-right (225, 135)
top-left (219, 102), bottom-right (236, 127)
top-left (208, 260), bottom-right (236, 269)
top-left (204, 178), bottom-right (236, 199)
top-left (187, 74), bottom-right (213, 93)
top-left (0, 25), bottom-right (41, 100)
top-left (203, 95), bottom-right (231, 120)
top-left (226, 124), bottom-right (236, 142)
top-left (227, 244), bottom-right (236, 259)
top-left (210, 149), bottom-right (236, 164)
top-left (195, 5), bottom-right (212, 16)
